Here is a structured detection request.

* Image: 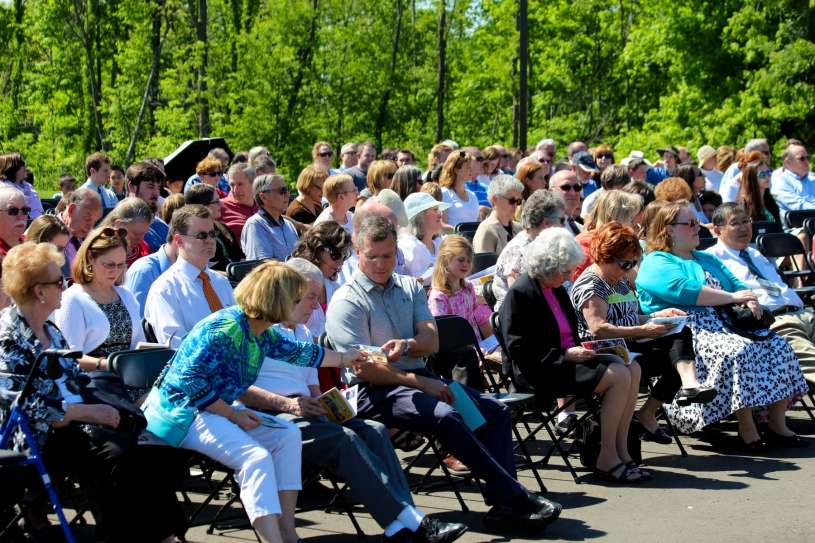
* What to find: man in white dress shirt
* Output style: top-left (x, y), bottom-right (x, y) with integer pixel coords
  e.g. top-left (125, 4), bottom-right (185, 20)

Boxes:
top-left (706, 203), bottom-right (815, 381)
top-left (144, 205), bottom-right (235, 348)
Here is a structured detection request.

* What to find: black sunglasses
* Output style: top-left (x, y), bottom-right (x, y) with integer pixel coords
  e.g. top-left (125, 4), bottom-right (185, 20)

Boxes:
top-left (596, 153), bottom-right (614, 160)
top-left (502, 197), bottom-right (523, 206)
top-left (556, 184), bottom-right (583, 192)
top-left (318, 151), bottom-right (334, 157)
top-left (184, 229), bottom-right (218, 240)
top-left (96, 227), bottom-right (128, 240)
top-left (265, 186), bottom-right (290, 195)
top-left (321, 246), bottom-right (347, 261)
top-left (0, 206), bottom-right (31, 217)
top-left (616, 258), bottom-right (639, 271)
top-left (204, 171), bottom-right (223, 177)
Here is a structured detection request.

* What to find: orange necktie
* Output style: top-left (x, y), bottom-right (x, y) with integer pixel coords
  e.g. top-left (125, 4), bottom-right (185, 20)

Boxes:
top-left (199, 271), bottom-right (223, 312)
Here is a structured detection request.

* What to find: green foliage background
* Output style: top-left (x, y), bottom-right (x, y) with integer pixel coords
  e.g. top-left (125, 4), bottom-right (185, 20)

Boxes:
top-left (1, 0), bottom-right (813, 192)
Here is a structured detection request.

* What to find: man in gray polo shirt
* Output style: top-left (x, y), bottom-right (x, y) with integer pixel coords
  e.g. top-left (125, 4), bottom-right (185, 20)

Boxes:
top-left (326, 215), bottom-right (561, 534)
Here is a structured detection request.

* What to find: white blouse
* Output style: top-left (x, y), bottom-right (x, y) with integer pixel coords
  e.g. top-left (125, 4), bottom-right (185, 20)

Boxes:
top-left (442, 187), bottom-right (480, 226)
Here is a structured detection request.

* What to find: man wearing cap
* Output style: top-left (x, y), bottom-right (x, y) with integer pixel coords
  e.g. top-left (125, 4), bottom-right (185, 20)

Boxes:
top-left (571, 150), bottom-right (599, 198)
top-left (339, 143), bottom-right (358, 171)
top-left (645, 146), bottom-right (679, 185)
top-left (719, 138), bottom-right (771, 203)
top-left (697, 144), bottom-right (723, 192)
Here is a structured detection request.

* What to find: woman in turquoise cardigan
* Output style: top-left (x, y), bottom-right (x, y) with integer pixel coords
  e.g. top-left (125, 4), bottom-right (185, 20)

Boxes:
top-left (636, 201), bottom-right (807, 450)
top-left (142, 261), bottom-right (364, 543)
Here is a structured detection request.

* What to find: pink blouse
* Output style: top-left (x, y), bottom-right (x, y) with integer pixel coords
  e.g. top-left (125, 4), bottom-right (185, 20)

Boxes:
top-left (428, 282), bottom-right (492, 340)
top-left (542, 287), bottom-right (576, 349)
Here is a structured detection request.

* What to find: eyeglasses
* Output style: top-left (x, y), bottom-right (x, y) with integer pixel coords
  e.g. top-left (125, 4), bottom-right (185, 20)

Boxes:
top-left (596, 153), bottom-right (614, 160)
top-left (540, 159), bottom-right (553, 164)
top-left (671, 219), bottom-right (699, 229)
top-left (318, 151), bottom-right (334, 158)
top-left (203, 171), bottom-right (223, 177)
top-left (616, 258), bottom-right (639, 271)
top-left (98, 260), bottom-right (127, 271)
top-left (95, 227), bottom-right (128, 241)
top-left (554, 184), bottom-right (582, 192)
top-left (264, 186), bottom-right (290, 195)
top-left (0, 206), bottom-right (31, 217)
top-left (183, 229), bottom-right (218, 240)
top-left (758, 170), bottom-right (770, 179)
top-left (794, 155), bottom-right (810, 162)
top-left (501, 196), bottom-right (523, 206)
top-left (321, 246), bottom-right (347, 261)
top-left (726, 218), bottom-right (753, 227)
top-left (38, 277), bottom-right (66, 290)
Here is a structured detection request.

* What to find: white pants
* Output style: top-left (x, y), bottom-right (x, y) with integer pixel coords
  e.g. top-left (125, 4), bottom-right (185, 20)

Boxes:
top-left (180, 410), bottom-right (302, 522)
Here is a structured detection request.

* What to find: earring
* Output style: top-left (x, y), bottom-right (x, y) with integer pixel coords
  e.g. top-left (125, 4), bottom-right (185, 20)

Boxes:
top-left (39, 298), bottom-right (45, 304)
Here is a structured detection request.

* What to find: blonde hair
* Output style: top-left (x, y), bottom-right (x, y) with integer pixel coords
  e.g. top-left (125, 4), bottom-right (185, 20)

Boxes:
top-left (427, 144), bottom-right (452, 170)
top-left (584, 190), bottom-right (642, 231)
top-left (296, 165), bottom-right (329, 196)
top-left (366, 160), bottom-right (397, 195)
top-left (235, 261), bottom-right (306, 323)
top-left (322, 173), bottom-right (354, 204)
top-left (431, 235), bottom-right (473, 295)
top-left (439, 151), bottom-right (475, 188)
top-left (420, 181), bottom-right (442, 201)
top-left (2, 242), bottom-right (65, 305)
top-left (311, 141), bottom-right (332, 160)
top-left (72, 226), bottom-right (129, 285)
top-left (646, 200), bottom-right (687, 253)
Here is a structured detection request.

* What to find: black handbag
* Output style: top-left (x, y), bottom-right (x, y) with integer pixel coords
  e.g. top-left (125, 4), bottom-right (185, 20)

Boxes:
top-left (79, 371), bottom-right (147, 447)
top-left (716, 303), bottom-right (775, 341)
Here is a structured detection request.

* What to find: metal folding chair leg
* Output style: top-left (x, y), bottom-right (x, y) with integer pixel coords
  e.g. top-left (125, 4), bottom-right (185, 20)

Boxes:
top-left (404, 437), bottom-right (470, 512)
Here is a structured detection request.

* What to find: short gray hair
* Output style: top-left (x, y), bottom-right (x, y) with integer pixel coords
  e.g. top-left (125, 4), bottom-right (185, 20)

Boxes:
top-left (523, 227), bottom-right (584, 279)
top-left (356, 214), bottom-right (397, 251)
top-left (102, 197), bottom-right (154, 226)
top-left (521, 190), bottom-right (565, 230)
top-left (487, 174), bottom-right (524, 199)
top-left (745, 138), bottom-right (769, 153)
top-left (248, 146), bottom-right (270, 163)
top-left (228, 163), bottom-right (256, 184)
top-left (0, 185), bottom-right (25, 207)
top-left (285, 257), bottom-right (323, 285)
top-left (253, 173), bottom-right (286, 205)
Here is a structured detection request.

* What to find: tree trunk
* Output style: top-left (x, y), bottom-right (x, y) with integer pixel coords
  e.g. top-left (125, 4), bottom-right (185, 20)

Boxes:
top-left (9, 0), bottom-right (25, 107)
top-left (196, 0), bottom-right (210, 137)
top-left (375, 0), bottom-right (403, 150)
top-left (125, 2), bottom-right (165, 164)
top-left (68, 0), bottom-right (106, 150)
top-left (278, 0), bottom-right (319, 148)
top-left (229, 0), bottom-right (242, 74)
top-left (435, 0), bottom-right (446, 142)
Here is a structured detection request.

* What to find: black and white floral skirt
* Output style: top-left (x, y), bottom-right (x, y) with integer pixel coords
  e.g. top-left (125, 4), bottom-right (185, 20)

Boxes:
top-left (663, 305), bottom-right (808, 435)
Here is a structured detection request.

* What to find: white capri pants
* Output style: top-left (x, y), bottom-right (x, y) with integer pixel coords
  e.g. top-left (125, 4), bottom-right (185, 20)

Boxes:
top-left (180, 410), bottom-right (302, 522)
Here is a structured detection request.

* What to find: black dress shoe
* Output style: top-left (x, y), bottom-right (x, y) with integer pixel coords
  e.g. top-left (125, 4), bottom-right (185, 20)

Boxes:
top-left (523, 490), bottom-right (563, 520)
top-left (483, 491), bottom-right (562, 533)
top-left (633, 419), bottom-right (673, 445)
top-left (412, 516), bottom-right (468, 543)
top-left (676, 386), bottom-right (717, 406)
top-left (763, 429), bottom-right (810, 449)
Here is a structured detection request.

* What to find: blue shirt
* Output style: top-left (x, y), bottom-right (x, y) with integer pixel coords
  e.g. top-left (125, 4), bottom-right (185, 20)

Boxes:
top-left (465, 180), bottom-right (491, 208)
top-left (636, 250), bottom-right (747, 314)
top-left (240, 210), bottom-right (300, 261)
top-left (184, 173), bottom-right (230, 195)
top-left (80, 179), bottom-right (118, 209)
top-left (645, 167), bottom-right (671, 186)
top-left (144, 216), bottom-right (169, 253)
top-left (124, 244), bottom-right (173, 316)
top-left (581, 179), bottom-right (599, 198)
top-left (152, 305), bottom-right (324, 414)
top-left (769, 168), bottom-right (815, 225)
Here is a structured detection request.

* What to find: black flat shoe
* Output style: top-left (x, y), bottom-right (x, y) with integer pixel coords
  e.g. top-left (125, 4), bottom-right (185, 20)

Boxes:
top-left (633, 418), bottom-right (673, 445)
top-left (763, 429), bottom-right (810, 449)
top-left (676, 386), bottom-right (717, 406)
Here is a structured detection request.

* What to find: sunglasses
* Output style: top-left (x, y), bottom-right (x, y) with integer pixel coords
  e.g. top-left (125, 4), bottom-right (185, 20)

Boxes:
top-left (616, 258), bottom-right (639, 271)
top-left (795, 155), bottom-right (810, 162)
top-left (555, 184), bottom-right (582, 192)
top-left (183, 229), bottom-right (218, 240)
top-left (203, 171), bottom-right (223, 177)
top-left (757, 170), bottom-right (770, 179)
top-left (321, 246), bottom-right (347, 261)
top-left (318, 151), bottom-right (334, 157)
top-left (95, 227), bottom-right (128, 241)
top-left (501, 196), bottom-right (523, 206)
top-left (0, 206), bottom-right (31, 217)
top-left (596, 153), bottom-right (614, 160)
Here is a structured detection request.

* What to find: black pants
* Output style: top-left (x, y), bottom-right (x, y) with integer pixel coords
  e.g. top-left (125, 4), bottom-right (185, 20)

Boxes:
top-left (629, 328), bottom-right (693, 403)
top-left (43, 427), bottom-right (187, 542)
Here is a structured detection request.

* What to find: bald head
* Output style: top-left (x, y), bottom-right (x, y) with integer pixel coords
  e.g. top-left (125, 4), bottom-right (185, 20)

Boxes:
top-left (351, 199), bottom-right (397, 243)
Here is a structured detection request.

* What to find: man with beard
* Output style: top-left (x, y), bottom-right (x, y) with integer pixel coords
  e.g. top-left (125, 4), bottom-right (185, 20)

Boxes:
top-left (126, 161), bottom-right (167, 252)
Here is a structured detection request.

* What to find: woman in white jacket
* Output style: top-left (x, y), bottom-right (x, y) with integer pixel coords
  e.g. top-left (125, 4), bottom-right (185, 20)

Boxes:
top-left (54, 226), bottom-right (145, 372)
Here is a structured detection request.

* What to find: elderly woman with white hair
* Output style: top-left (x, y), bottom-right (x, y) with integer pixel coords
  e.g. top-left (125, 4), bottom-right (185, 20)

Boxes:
top-left (499, 228), bottom-right (646, 483)
top-left (0, 185), bottom-right (30, 257)
top-left (398, 192), bottom-right (451, 279)
top-left (473, 175), bottom-right (524, 254)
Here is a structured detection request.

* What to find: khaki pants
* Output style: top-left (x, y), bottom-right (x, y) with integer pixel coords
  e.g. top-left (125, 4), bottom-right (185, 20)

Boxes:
top-left (772, 308), bottom-right (815, 387)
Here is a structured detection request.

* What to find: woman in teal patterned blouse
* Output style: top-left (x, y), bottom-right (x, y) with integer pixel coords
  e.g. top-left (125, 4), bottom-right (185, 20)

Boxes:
top-left (143, 261), bottom-right (364, 543)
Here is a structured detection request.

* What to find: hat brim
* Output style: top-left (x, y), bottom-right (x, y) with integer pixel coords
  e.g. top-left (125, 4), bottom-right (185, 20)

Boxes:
top-left (657, 148), bottom-right (678, 157)
top-left (406, 200), bottom-right (451, 221)
top-left (578, 164), bottom-right (599, 173)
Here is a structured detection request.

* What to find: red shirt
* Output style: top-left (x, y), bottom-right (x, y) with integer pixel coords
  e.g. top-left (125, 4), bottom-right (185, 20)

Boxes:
top-left (127, 240), bottom-right (151, 267)
top-left (0, 237), bottom-right (22, 257)
top-left (220, 194), bottom-right (258, 241)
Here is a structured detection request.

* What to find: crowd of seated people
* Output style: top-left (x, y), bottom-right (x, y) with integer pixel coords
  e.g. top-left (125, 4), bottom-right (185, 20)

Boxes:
top-left (1, 136), bottom-right (814, 541)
